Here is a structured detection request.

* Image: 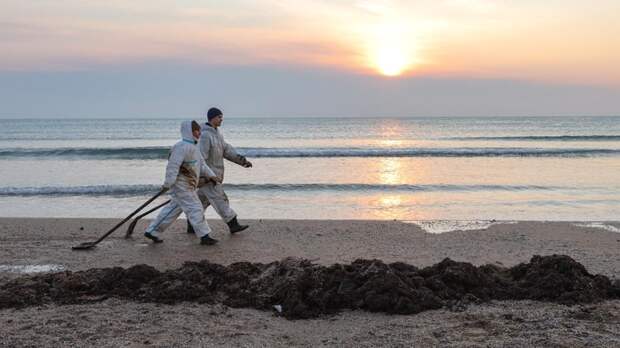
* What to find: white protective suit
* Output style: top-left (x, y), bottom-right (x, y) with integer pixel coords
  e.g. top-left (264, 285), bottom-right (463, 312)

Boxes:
top-left (154, 122), bottom-right (250, 224)
top-left (196, 122), bottom-right (250, 222)
top-left (145, 121), bottom-right (217, 238)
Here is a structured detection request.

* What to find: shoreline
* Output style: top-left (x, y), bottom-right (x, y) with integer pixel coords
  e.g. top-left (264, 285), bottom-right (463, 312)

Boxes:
top-left (0, 218), bottom-right (618, 276)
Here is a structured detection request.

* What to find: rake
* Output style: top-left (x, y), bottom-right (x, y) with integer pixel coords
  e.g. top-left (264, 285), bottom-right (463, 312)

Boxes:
top-left (72, 188), bottom-right (167, 250)
top-left (124, 199), bottom-right (171, 238)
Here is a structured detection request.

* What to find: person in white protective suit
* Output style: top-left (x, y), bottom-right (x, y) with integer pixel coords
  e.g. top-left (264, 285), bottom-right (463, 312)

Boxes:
top-left (185, 107), bottom-right (253, 235)
top-left (144, 120), bottom-right (221, 245)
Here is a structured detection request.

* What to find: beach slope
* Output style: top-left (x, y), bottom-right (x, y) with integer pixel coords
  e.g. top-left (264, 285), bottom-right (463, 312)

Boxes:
top-left (1, 219), bottom-right (619, 347)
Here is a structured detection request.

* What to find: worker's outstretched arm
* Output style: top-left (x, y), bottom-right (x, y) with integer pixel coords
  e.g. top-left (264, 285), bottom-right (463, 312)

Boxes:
top-left (224, 142), bottom-right (252, 167)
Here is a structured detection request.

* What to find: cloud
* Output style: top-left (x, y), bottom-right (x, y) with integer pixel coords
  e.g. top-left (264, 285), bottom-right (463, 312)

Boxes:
top-left (0, 0), bottom-right (619, 86)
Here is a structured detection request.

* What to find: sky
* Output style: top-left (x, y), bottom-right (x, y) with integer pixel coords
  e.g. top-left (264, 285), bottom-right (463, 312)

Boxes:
top-left (1, 0), bottom-right (619, 118)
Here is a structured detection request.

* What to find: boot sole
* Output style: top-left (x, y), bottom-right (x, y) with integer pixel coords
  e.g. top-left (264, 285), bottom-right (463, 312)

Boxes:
top-left (144, 233), bottom-right (164, 244)
top-left (200, 238), bottom-right (218, 245)
top-left (230, 225), bottom-right (249, 234)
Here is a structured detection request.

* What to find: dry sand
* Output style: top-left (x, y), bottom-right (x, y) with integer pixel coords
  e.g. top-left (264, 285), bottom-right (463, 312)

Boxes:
top-left (1, 218), bottom-right (619, 347)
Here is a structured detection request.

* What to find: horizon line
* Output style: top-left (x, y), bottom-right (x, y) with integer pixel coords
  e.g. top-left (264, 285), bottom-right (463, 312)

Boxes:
top-left (1, 115), bottom-right (619, 121)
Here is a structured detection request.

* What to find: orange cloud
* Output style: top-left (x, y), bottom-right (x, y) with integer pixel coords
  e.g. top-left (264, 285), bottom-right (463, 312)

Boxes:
top-left (1, 0), bottom-right (619, 85)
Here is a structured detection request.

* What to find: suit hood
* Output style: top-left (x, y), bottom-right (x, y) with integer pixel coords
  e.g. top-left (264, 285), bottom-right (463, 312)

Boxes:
top-left (180, 120), bottom-right (196, 143)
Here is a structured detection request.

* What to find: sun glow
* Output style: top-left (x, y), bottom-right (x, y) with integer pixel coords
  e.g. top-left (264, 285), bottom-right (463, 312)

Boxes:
top-left (376, 47), bottom-right (408, 76)
top-left (367, 22), bottom-right (419, 76)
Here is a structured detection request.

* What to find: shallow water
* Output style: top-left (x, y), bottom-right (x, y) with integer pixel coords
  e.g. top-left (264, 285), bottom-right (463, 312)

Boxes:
top-left (0, 117), bottom-right (618, 220)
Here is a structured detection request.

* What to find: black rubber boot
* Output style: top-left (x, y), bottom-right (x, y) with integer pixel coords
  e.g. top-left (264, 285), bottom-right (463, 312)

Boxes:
top-left (227, 216), bottom-right (249, 234)
top-left (186, 221), bottom-right (195, 234)
top-left (200, 234), bottom-right (219, 245)
top-left (144, 232), bottom-right (163, 244)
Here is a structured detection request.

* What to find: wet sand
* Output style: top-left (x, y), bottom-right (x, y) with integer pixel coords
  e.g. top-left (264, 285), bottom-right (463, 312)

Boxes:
top-left (1, 218), bottom-right (619, 347)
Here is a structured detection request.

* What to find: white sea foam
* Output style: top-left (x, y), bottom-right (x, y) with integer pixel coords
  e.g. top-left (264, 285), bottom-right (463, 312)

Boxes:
top-left (574, 222), bottom-right (620, 233)
top-left (0, 264), bottom-right (65, 274)
top-left (403, 220), bottom-right (518, 233)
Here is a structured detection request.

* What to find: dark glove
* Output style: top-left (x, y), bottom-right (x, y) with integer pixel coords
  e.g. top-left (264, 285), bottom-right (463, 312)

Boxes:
top-left (238, 155), bottom-right (252, 168)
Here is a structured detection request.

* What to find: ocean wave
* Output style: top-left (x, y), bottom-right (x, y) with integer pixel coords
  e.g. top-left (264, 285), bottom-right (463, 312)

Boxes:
top-left (449, 135), bottom-right (620, 141)
top-left (0, 147), bottom-right (169, 159)
top-left (241, 147), bottom-right (620, 158)
top-left (0, 183), bottom-right (588, 197)
top-left (0, 185), bottom-right (160, 197)
top-left (0, 147), bottom-right (619, 159)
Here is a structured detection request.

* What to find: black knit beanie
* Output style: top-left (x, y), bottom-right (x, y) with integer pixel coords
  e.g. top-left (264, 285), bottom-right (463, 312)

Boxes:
top-left (207, 107), bottom-right (223, 121)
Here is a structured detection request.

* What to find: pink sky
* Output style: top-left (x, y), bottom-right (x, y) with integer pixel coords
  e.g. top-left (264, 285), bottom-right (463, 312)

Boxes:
top-left (1, 1), bottom-right (619, 118)
top-left (2, 0), bottom-right (620, 85)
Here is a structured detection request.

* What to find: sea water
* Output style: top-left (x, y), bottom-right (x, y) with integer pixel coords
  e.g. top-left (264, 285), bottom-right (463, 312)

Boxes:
top-left (0, 117), bottom-right (618, 221)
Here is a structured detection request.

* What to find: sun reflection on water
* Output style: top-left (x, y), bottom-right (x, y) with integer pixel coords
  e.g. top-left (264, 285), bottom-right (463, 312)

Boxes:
top-left (378, 139), bottom-right (404, 147)
top-left (378, 157), bottom-right (403, 185)
top-left (379, 195), bottom-right (402, 207)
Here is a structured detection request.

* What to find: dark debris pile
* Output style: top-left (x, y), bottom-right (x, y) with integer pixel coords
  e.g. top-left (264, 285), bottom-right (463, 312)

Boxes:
top-left (1, 255), bottom-right (618, 319)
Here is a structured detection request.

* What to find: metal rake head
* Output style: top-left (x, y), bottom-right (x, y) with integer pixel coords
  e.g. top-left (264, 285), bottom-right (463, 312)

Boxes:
top-left (71, 242), bottom-right (97, 250)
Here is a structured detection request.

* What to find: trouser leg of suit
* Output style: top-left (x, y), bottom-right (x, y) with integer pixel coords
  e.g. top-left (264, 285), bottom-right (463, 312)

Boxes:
top-left (198, 182), bottom-right (237, 223)
top-left (147, 189), bottom-right (212, 238)
top-left (185, 191), bottom-right (211, 234)
top-left (146, 199), bottom-right (183, 238)
top-left (197, 189), bottom-right (211, 210)
top-left (173, 189), bottom-right (212, 238)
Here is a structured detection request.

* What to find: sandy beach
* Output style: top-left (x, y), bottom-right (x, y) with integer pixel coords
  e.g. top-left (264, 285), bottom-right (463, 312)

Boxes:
top-left (1, 218), bottom-right (619, 347)
top-left (4, 0), bottom-right (620, 345)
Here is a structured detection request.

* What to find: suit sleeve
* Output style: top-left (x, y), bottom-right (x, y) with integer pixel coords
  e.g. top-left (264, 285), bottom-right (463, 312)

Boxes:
top-left (223, 141), bottom-right (249, 166)
top-left (163, 144), bottom-right (184, 188)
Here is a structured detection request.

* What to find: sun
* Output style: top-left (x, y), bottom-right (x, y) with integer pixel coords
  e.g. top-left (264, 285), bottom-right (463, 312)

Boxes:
top-left (367, 22), bottom-right (419, 77)
top-left (376, 46), bottom-right (409, 76)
